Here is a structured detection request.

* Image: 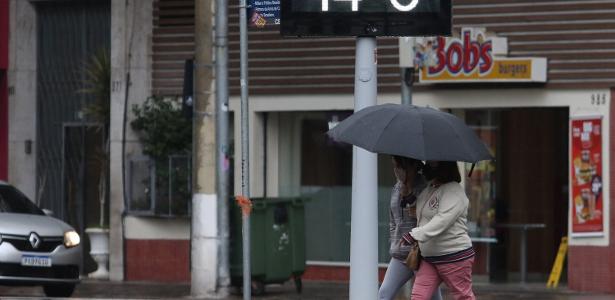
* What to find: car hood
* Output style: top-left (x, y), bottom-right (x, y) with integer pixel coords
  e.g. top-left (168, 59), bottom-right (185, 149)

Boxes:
top-left (0, 213), bottom-right (74, 236)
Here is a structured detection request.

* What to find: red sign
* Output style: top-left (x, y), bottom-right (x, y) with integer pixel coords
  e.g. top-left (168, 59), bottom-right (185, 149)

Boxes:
top-left (412, 28), bottom-right (547, 83)
top-left (570, 118), bottom-right (604, 235)
top-left (428, 31), bottom-right (493, 76)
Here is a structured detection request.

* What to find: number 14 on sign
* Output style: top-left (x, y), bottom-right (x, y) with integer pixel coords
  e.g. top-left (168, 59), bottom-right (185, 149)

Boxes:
top-left (321, 0), bottom-right (420, 12)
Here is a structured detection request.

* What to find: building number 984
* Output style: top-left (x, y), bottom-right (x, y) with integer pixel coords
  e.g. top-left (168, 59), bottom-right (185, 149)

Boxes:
top-left (591, 93), bottom-right (607, 106)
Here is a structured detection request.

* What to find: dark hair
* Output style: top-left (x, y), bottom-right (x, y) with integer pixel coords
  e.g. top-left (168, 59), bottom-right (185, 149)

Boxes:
top-left (392, 155), bottom-right (423, 171)
top-left (432, 161), bottom-right (461, 183)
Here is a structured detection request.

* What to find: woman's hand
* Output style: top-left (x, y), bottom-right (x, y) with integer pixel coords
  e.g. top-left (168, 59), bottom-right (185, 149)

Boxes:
top-left (400, 232), bottom-right (416, 246)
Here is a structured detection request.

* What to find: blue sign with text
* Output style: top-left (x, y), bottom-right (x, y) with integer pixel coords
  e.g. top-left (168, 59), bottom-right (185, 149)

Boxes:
top-left (249, 0), bottom-right (280, 28)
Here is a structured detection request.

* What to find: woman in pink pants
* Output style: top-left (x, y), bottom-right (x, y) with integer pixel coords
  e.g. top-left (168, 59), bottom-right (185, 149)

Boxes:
top-left (401, 161), bottom-right (476, 300)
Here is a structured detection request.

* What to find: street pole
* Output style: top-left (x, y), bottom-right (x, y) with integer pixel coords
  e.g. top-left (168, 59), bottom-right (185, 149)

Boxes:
top-left (239, 0), bottom-right (251, 298)
top-left (215, 0), bottom-right (230, 296)
top-left (349, 36), bottom-right (378, 300)
top-left (399, 37), bottom-right (415, 106)
top-left (191, 0), bottom-right (218, 297)
top-left (401, 68), bottom-right (414, 105)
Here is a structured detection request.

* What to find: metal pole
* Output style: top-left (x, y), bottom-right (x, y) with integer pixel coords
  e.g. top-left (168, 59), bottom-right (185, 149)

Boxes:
top-left (239, 0), bottom-right (251, 298)
top-left (401, 68), bottom-right (414, 105)
top-left (349, 36), bottom-right (379, 300)
top-left (215, 0), bottom-right (230, 295)
top-left (520, 227), bottom-right (527, 284)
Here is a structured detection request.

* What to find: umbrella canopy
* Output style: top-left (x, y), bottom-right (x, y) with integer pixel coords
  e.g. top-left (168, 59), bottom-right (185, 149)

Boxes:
top-left (327, 104), bottom-right (493, 163)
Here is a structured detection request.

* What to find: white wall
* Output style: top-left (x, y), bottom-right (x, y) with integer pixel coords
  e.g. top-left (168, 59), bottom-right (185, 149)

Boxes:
top-left (124, 216), bottom-right (190, 240)
top-left (7, 0), bottom-right (37, 199)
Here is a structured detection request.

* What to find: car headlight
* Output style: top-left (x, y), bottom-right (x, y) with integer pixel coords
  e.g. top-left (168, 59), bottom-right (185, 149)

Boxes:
top-left (64, 231), bottom-right (81, 248)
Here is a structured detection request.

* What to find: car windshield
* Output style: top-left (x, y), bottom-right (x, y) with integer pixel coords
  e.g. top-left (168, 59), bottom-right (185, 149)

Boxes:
top-left (0, 185), bottom-right (45, 215)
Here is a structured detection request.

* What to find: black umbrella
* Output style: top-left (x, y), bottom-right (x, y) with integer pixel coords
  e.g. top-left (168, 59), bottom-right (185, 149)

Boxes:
top-left (327, 104), bottom-right (493, 163)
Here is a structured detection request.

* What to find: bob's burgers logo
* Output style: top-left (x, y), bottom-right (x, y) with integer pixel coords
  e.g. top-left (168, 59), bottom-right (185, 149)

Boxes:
top-left (415, 29), bottom-right (493, 77)
top-left (413, 28), bottom-right (547, 83)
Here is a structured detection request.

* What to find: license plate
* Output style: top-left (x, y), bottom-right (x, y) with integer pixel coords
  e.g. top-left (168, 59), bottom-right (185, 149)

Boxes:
top-left (21, 255), bottom-right (52, 267)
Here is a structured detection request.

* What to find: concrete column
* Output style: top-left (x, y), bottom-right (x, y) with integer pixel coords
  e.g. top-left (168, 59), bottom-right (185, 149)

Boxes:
top-left (191, 0), bottom-right (218, 296)
top-left (109, 0), bottom-right (153, 281)
top-left (7, 0), bottom-right (37, 199)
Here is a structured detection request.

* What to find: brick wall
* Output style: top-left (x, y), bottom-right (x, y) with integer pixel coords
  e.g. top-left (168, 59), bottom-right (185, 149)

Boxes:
top-left (568, 246), bottom-right (613, 292)
top-left (125, 239), bottom-right (190, 282)
top-left (567, 88), bottom-right (615, 294)
top-left (303, 265), bottom-right (388, 282)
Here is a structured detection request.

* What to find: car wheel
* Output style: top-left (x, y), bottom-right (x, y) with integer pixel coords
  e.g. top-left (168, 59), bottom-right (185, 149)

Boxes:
top-left (43, 284), bottom-right (76, 298)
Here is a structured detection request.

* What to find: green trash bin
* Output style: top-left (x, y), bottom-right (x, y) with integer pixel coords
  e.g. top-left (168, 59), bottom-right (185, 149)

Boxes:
top-left (230, 197), bottom-right (306, 295)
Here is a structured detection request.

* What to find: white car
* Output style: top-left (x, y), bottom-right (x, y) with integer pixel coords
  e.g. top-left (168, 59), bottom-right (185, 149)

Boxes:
top-left (0, 181), bottom-right (82, 297)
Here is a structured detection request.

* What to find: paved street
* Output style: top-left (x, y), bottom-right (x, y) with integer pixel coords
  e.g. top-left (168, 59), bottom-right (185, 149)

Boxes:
top-left (1, 280), bottom-right (615, 299)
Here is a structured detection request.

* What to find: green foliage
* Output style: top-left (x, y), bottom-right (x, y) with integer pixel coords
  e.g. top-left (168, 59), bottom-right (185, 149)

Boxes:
top-left (131, 97), bottom-right (192, 216)
top-left (81, 50), bottom-right (111, 126)
top-left (79, 50), bottom-right (111, 228)
top-left (131, 96), bottom-right (192, 160)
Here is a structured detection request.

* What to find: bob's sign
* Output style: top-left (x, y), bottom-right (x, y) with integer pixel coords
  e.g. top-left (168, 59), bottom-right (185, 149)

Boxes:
top-left (401, 28), bottom-right (547, 83)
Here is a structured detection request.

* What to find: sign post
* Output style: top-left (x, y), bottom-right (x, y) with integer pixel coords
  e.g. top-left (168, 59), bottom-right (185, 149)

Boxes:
top-left (349, 36), bottom-right (379, 299)
top-left (239, 0), bottom-right (251, 299)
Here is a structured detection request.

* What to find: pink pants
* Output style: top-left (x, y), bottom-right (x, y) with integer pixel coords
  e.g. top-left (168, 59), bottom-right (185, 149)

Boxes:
top-left (411, 257), bottom-right (475, 300)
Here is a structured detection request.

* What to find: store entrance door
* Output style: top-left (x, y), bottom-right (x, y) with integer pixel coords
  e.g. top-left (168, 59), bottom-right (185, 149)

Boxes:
top-left (462, 107), bottom-right (569, 283)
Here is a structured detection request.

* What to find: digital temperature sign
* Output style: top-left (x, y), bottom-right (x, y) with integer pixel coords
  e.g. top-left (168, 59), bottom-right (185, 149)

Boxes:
top-left (281, 0), bottom-right (451, 37)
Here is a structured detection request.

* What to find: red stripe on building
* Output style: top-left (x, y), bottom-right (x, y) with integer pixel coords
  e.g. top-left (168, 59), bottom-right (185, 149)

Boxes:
top-left (302, 265), bottom-right (388, 283)
top-left (125, 239), bottom-right (190, 283)
top-left (0, 0), bottom-right (9, 181)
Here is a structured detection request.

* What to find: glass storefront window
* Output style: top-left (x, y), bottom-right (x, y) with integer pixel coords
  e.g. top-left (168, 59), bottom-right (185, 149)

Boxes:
top-left (462, 110), bottom-right (499, 239)
top-left (278, 111), bottom-right (395, 263)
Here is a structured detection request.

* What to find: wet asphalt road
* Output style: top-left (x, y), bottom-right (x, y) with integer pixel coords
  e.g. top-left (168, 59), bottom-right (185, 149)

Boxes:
top-left (1, 280), bottom-right (614, 299)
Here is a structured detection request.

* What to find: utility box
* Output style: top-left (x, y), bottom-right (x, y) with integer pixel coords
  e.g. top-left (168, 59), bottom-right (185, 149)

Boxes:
top-left (230, 197), bottom-right (306, 295)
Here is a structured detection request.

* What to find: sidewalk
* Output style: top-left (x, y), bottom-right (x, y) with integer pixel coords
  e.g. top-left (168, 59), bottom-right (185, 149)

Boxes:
top-left (1, 279), bottom-right (614, 299)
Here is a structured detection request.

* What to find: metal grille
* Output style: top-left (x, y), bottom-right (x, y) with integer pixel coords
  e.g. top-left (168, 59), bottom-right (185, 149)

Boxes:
top-left (35, 1), bottom-right (110, 223)
top-left (0, 234), bottom-right (63, 253)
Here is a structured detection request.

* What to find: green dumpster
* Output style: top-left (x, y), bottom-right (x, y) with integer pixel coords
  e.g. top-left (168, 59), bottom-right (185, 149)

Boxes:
top-left (230, 197), bottom-right (306, 295)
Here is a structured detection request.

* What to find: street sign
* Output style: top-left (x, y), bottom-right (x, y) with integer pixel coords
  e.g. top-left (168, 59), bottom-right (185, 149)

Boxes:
top-left (249, 0), bottom-right (280, 27)
top-left (281, 0), bottom-right (451, 37)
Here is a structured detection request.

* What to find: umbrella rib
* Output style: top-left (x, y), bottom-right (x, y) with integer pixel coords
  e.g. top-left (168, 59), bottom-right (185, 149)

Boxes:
top-left (435, 112), bottom-right (477, 162)
top-left (371, 109), bottom-right (402, 153)
top-left (419, 109), bottom-right (427, 161)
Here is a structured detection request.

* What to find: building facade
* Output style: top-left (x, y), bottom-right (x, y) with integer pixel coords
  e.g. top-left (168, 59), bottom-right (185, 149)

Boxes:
top-left (117, 0), bottom-right (615, 292)
top-left (6, 0), bottom-right (615, 294)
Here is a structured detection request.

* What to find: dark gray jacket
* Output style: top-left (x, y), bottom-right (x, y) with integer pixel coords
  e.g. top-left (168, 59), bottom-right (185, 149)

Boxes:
top-left (388, 177), bottom-right (427, 260)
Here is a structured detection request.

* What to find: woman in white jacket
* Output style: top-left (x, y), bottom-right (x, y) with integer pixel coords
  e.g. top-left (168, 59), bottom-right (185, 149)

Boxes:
top-left (378, 156), bottom-right (442, 300)
top-left (401, 161), bottom-right (476, 300)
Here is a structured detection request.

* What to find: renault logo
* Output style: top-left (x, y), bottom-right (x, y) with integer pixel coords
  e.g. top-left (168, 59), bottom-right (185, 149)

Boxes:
top-left (29, 233), bottom-right (41, 249)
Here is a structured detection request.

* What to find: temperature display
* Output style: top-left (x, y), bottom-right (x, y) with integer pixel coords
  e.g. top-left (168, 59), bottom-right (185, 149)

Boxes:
top-left (281, 0), bottom-right (451, 37)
